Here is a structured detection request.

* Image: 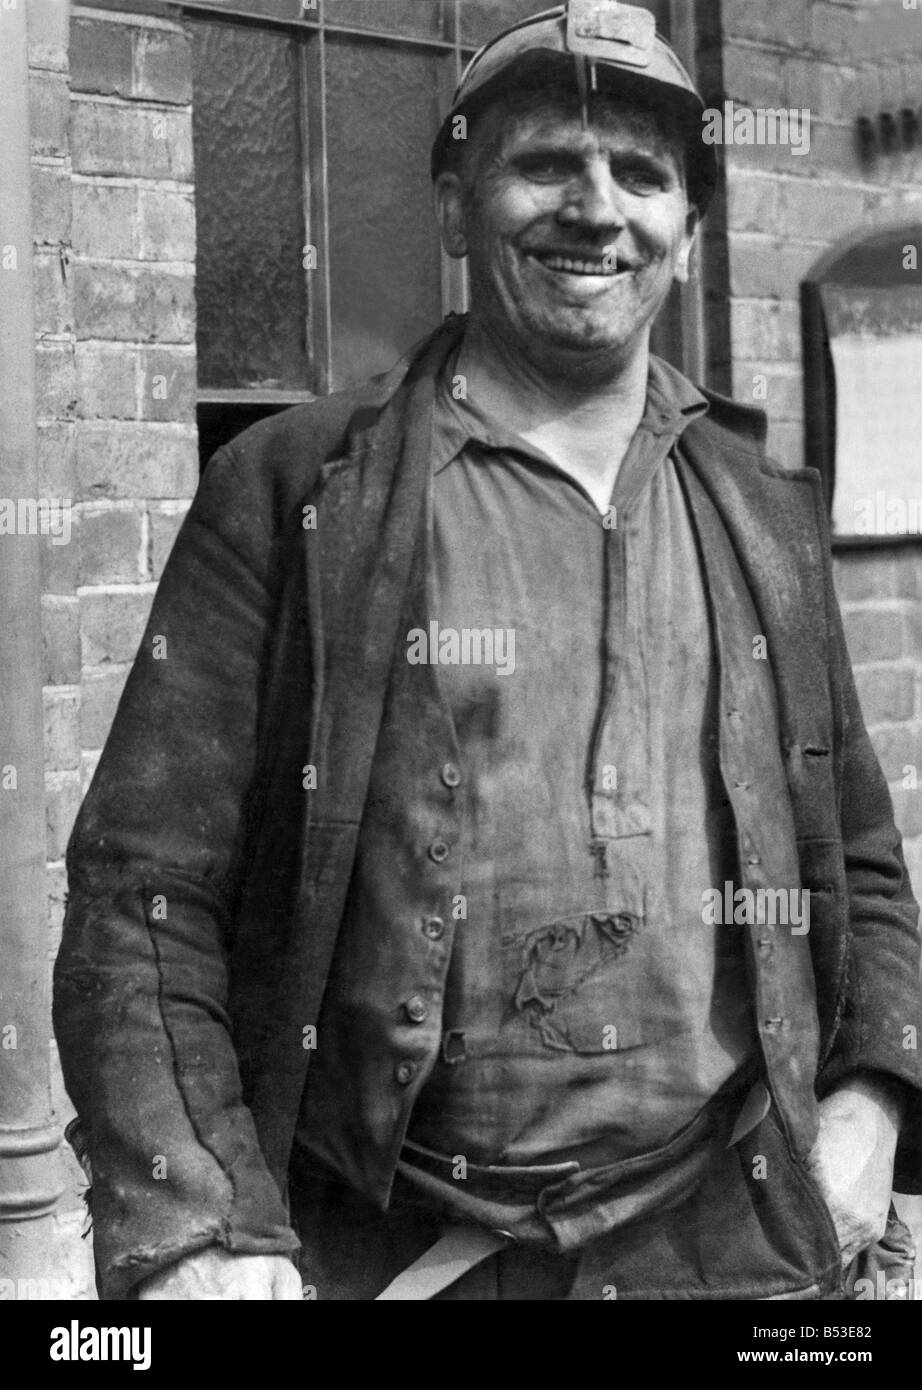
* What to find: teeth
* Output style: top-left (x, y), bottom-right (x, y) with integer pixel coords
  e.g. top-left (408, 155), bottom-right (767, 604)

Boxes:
top-left (535, 253), bottom-right (620, 276)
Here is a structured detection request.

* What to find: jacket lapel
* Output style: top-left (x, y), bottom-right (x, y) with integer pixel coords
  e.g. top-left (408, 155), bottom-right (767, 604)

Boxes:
top-left (679, 411), bottom-right (839, 836)
top-left (305, 315), bottom-right (464, 820)
top-left (250, 317), bottom-right (464, 1181)
top-left (679, 412), bottom-right (849, 1061)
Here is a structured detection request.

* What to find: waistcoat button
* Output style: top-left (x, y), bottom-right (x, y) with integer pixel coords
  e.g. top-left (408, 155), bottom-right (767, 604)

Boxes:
top-left (404, 995), bottom-right (428, 1024)
top-left (428, 839), bottom-right (450, 863)
top-left (441, 762), bottom-right (462, 789)
top-left (423, 916), bottom-right (445, 940)
top-left (395, 1061), bottom-right (417, 1085)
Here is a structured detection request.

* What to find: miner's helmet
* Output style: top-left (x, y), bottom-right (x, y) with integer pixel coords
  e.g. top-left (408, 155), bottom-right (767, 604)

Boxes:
top-left (430, 0), bottom-right (717, 215)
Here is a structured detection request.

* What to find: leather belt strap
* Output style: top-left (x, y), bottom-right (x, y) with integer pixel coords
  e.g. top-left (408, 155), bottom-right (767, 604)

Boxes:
top-left (374, 1226), bottom-right (511, 1300)
top-left (727, 1080), bottom-right (772, 1146)
top-left (376, 1079), bottom-right (772, 1298)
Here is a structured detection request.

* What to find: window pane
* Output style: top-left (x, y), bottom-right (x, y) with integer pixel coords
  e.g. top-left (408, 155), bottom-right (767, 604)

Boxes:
top-left (459, 0), bottom-right (552, 48)
top-left (191, 21), bottom-right (310, 390)
top-left (325, 39), bottom-right (444, 389)
top-left (325, 0), bottom-right (451, 40)
top-left (823, 281), bottom-right (922, 538)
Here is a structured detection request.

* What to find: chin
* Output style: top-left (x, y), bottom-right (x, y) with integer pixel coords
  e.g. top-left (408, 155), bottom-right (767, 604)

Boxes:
top-left (535, 316), bottom-right (636, 357)
top-left (515, 294), bottom-right (652, 354)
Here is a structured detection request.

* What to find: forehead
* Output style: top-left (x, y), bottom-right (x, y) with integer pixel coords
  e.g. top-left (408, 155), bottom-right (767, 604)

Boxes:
top-left (489, 91), bottom-right (684, 163)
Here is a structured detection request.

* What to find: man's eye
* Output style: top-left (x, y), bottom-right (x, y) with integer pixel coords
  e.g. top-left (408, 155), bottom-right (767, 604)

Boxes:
top-left (517, 157), bottom-right (574, 182)
top-left (619, 166), bottom-right (665, 193)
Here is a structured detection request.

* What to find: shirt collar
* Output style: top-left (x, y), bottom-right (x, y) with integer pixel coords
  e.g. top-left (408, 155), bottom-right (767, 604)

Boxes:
top-left (431, 350), bottom-right (709, 475)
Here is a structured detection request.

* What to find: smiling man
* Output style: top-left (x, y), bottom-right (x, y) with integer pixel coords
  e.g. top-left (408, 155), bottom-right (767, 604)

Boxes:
top-left (436, 81), bottom-right (698, 513)
top-left (54, 2), bottom-right (922, 1302)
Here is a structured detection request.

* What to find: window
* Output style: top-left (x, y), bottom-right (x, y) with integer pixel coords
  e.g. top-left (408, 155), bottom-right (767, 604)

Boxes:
top-left (184, 0), bottom-right (692, 462)
top-left (802, 223), bottom-right (922, 544)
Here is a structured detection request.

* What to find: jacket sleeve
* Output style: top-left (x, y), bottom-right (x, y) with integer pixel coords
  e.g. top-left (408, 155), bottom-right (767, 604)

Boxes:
top-left (816, 573), bottom-right (922, 1193)
top-left (53, 442), bottom-right (301, 1299)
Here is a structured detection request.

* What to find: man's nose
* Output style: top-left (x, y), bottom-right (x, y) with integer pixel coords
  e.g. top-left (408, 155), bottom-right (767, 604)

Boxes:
top-left (556, 160), bottom-right (626, 232)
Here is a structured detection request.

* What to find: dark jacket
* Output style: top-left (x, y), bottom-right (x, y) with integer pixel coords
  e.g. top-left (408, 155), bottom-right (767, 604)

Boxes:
top-left (53, 316), bottom-right (922, 1299)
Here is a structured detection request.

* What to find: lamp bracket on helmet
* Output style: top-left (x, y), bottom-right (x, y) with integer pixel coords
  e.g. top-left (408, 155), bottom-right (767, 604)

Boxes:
top-left (566, 0), bottom-right (656, 68)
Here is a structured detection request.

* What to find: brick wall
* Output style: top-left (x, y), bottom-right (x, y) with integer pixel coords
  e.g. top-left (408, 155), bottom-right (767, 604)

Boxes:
top-left (702, 0), bottom-right (922, 1249)
top-left (32, 3), bottom-right (198, 1297)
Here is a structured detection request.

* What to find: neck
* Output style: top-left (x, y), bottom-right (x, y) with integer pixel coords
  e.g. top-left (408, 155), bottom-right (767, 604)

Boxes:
top-left (455, 316), bottom-right (652, 516)
top-left (456, 315), bottom-right (650, 436)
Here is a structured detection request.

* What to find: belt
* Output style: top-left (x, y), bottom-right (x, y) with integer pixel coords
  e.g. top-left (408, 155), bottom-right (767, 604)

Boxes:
top-left (400, 1141), bottom-right (579, 1204)
top-left (378, 1078), bottom-right (772, 1297)
top-left (375, 1226), bottom-right (512, 1300)
top-left (400, 1075), bottom-right (770, 1208)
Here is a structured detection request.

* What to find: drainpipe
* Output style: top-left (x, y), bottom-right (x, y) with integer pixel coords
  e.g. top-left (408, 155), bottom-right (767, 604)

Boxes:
top-left (669, 0), bottom-right (708, 384)
top-left (0, 0), bottom-right (65, 1290)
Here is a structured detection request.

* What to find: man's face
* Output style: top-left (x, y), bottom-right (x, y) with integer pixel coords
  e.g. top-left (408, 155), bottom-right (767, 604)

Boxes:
top-left (440, 93), bottom-right (699, 365)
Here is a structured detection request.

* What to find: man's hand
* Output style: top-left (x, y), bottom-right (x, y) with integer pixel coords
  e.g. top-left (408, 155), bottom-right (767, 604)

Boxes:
top-left (805, 1074), bottom-right (905, 1268)
top-left (137, 1247), bottom-right (304, 1300)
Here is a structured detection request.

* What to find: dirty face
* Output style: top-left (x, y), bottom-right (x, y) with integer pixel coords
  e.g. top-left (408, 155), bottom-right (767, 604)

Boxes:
top-left (438, 92), bottom-right (699, 370)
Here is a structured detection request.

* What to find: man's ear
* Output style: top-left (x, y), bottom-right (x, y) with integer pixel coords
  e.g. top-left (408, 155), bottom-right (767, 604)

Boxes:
top-left (434, 171), bottom-right (469, 260)
top-left (674, 204), bottom-right (701, 286)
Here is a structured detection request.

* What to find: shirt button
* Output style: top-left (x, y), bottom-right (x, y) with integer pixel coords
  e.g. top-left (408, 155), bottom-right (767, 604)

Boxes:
top-left (395, 1061), bottom-right (417, 1085)
top-left (404, 995), bottom-right (428, 1024)
top-left (763, 1017), bottom-right (784, 1034)
top-left (441, 762), bottom-right (462, 789)
top-left (428, 839), bottom-right (450, 864)
top-left (747, 854), bottom-right (761, 866)
top-left (423, 916), bottom-right (445, 940)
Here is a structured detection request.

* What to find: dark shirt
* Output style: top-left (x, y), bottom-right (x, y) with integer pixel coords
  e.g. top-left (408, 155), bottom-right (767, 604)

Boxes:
top-left (405, 355), bottom-right (756, 1167)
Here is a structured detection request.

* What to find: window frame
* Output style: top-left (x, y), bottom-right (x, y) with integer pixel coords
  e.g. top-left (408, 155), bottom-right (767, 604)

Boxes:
top-left (801, 222), bottom-right (922, 552)
top-left (182, 0), bottom-right (469, 406)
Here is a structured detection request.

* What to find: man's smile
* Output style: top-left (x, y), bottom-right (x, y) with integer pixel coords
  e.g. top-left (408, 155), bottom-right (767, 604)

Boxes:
top-left (529, 251), bottom-right (619, 275)
top-left (523, 247), bottom-right (639, 287)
